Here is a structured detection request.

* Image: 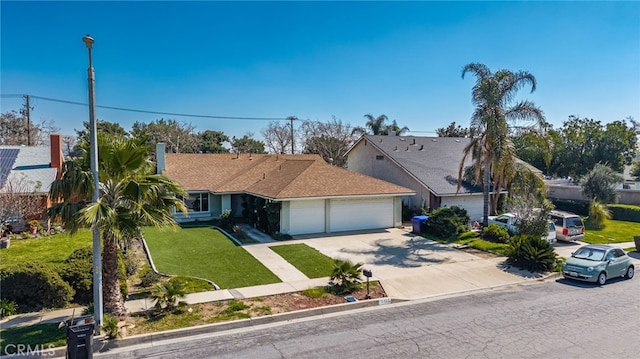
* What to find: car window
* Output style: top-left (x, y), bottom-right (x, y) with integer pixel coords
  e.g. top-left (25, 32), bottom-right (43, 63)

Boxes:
top-left (573, 247), bottom-right (605, 261)
top-left (606, 251), bottom-right (615, 260)
top-left (548, 222), bottom-right (555, 231)
top-left (551, 216), bottom-right (562, 226)
top-left (566, 217), bottom-right (583, 228)
top-left (613, 249), bottom-right (625, 257)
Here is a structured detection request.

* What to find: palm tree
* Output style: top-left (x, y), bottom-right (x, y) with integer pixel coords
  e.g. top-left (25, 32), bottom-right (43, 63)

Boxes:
top-left (458, 63), bottom-right (546, 227)
top-left (382, 119), bottom-right (410, 136)
top-left (49, 134), bottom-right (187, 315)
top-left (363, 114), bottom-right (389, 135)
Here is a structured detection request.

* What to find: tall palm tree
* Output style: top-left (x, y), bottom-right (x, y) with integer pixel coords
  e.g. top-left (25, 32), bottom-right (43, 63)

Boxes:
top-left (458, 63), bottom-right (546, 227)
top-left (383, 119), bottom-right (410, 136)
top-left (363, 114), bottom-right (389, 135)
top-left (49, 134), bottom-right (187, 315)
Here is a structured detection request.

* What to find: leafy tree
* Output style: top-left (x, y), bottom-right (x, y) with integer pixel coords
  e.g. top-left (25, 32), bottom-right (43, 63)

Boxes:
top-left (436, 121), bottom-right (469, 137)
top-left (580, 163), bottom-right (623, 204)
top-left (131, 118), bottom-right (200, 153)
top-left (630, 160), bottom-right (640, 181)
top-left (48, 134), bottom-right (188, 315)
top-left (330, 259), bottom-right (363, 294)
top-left (301, 117), bottom-right (359, 167)
top-left (261, 121), bottom-right (294, 154)
top-left (75, 120), bottom-right (129, 143)
top-left (458, 63), bottom-right (546, 226)
top-left (512, 126), bottom-right (556, 174)
top-left (506, 193), bottom-right (554, 238)
top-left (198, 130), bottom-right (229, 153)
top-left (231, 133), bottom-right (266, 154)
top-left (551, 117), bottom-right (636, 178)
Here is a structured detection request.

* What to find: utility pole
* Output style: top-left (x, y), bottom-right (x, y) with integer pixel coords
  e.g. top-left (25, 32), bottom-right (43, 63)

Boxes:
top-left (22, 95), bottom-right (31, 146)
top-left (288, 116), bottom-right (296, 154)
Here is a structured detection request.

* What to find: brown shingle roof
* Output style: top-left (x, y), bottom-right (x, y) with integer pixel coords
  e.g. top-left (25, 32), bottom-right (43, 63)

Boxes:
top-left (163, 153), bottom-right (414, 199)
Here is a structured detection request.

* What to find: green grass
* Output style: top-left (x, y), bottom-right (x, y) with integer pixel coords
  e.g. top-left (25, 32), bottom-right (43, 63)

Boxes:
top-left (0, 230), bottom-right (92, 269)
top-left (583, 218), bottom-right (640, 244)
top-left (169, 276), bottom-right (216, 293)
top-left (0, 323), bottom-right (66, 355)
top-left (269, 244), bottom-right (335, 278)
top-left (143, 227), bottom-right (280, 288)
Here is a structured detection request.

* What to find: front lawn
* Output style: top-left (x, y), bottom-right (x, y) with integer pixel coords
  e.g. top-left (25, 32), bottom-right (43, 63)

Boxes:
top-left (0, 323), bottom-right (65, 355)
top-left (143, 227), bottom-right (280, 288)
top-left (0, 231), bottom-right (92, 269)
top-left (583, 219), bottom-right (640, 244)
top-left (269, 244), bottom-right (335, 278)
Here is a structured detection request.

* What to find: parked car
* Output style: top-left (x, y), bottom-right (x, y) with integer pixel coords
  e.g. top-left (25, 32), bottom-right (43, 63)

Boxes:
top-left (562, 245), bottom-right (634, 284)
top-left (549, 210), bottom-right (584, 241)
top-left (487, 213), bottom-right (518, 234)
top-left (546, 221), bottom-right (557, 243)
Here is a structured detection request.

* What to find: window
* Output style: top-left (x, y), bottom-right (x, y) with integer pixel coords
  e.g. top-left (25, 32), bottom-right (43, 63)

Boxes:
top-left (179, 193), bottom-right (209, 212)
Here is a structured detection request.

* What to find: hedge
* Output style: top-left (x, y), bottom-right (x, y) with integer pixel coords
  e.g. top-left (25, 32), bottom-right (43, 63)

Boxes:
top-left (607, 204), bottom-right (640, 223)
top-left (550, 199), bottom-right (590, 216)
top-left (0, 262), bottom-right (74, 312)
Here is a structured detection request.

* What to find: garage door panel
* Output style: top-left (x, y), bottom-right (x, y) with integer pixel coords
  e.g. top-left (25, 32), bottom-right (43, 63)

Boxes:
top-left (330, 198), bottom-right (393, 232)
top-left (289, 200), bottom-right (325, 235)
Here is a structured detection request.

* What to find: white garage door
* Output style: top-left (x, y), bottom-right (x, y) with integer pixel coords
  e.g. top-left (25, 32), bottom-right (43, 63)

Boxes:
top-left (289, 199), bottom-right (326, 235)
top-left (329, 197), bottom-right (393, 232)
top-left (441, 196), bottom-right (483, 221)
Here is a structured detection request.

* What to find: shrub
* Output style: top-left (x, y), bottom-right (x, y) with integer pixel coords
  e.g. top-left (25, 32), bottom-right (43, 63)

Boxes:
top-left (217, 210), bottom-right (234, 231)
top-left (607, 204), bottom-right (640, 223)
top-left (58, 246), bottom-right (94, 304)
top-left (507, 235), bottom-right (558, 272)
top-left (425, 206), bottom-right (470, 238)
top-left (139, 265), bottom-right (162, 287)
top-left (587, 201), bottom-right (611, 229)
top-left (303, 287), bottom-right (331, 299)
top-left (0, 262), bottom-right (74, 311)
top-left (124, 255), bottom-right (139, 277)
top-left (102, 313), bottom-right (121, 339)
top-left (118, 252), bottom-right (128, 298)
top-left (0, 299), bottom-right (18, 318)
top-left (82, 302), bottom-right (94, 315)
top-left (550, 199), bottom-right (589, 216)
top-left (151, 280), bottom-right (187, 313)
top-left (330, 259), bottom-right (363, 294)
top-left (482, 224), bottom-right (511, 243)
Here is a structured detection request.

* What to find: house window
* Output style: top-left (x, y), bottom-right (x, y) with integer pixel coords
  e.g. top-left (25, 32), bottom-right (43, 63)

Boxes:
top-left (375, 155), bottom-right (384, 160)
top-left (179, 193), bottom-right (209, 212)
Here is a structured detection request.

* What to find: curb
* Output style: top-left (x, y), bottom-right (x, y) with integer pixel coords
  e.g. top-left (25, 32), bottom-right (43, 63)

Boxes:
top-left (1, 297), bottom-right (398, 358)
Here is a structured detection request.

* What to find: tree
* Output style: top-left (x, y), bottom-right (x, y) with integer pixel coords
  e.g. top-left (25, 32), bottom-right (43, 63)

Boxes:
top-left (131, 118), bottom-right (200, 153)
top-left (383, 119), bottom-right (409, 136)
top-left (458, 63), bottom-right (546, 227)
top-left (580, 163), bottom-right (623, 204)
top-left (230, 133), bottom-right (266, 154)
top-left (0, 174), bottom-right (45, 228)
top-left (363, 114), bottom-right (388, 135)
top-left (300, 117), bottom-right (359, 167)
top-left (0, 111), bottom-right (55, 146)
top-left (151, 280), bottom-right (187, 313)
top-left (551, 116), bottom-right (636, 178)
top-left (436, 122), bottom-right (469, 137)
top-left (48, 134), bottom-right (187, 315)
top-left (75, 120), bottom-right (129, 144)
top-left (512, 127), bottom-right (556, 174)
top-left (330, 259), bottom-right (363, 294)
top-left (261, 121), bottom-right (293, 154)
top-left (198, 130), bottom-right (229, 153)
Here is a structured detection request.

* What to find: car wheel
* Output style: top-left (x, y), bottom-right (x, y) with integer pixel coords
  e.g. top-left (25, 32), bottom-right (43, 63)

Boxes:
top-left (597, 272), bottom-right (607, 285)
top-left (625, 266), bottom-right (634, 279)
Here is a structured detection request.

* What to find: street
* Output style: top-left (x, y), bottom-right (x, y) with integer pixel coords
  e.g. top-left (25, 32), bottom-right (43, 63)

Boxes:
top-left (97, 276), bottom-right (639, 359)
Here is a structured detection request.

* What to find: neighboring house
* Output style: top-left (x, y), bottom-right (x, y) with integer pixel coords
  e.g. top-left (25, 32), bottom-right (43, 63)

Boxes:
top-left (0, 134), bottom-right (64, 228)
top-left (346, 135), bottom-right (485, 220)
top-left (156, 143), bottom-right (415, 235)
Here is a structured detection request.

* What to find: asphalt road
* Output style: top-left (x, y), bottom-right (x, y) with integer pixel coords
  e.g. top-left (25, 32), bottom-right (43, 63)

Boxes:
top-left (98, 277), bottom-right (639, 359)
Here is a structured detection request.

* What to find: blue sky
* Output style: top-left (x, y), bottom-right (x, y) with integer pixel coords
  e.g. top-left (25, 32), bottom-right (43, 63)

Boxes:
top-left (1, 1), bottom-right (639, 142)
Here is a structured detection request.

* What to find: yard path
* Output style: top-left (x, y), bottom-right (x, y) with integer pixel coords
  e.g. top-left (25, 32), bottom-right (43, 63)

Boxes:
top-left (243, 244), bottom-right (309, 282)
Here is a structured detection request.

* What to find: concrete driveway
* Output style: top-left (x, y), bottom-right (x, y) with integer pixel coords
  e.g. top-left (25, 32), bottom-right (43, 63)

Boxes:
top-left (287, 228), bottom-right (526, 300)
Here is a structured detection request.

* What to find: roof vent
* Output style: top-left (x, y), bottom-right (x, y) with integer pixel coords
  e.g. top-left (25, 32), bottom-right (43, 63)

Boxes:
top-left (419, 145), bottom-right (424, 151)
top-left (431, 139), bottom-right (438, 142)
top-left (399, 137), bottom-right (405, 141)
top-left (406, 146), bottom-right (409, 151)
top-left (380, 138), bottom-right (383, 143)
top-left (263, 173), bottom-right (266, 179)
top-left (394, 145), bottom-right (398, 151)
top-left (455, 139), bottom-right (460, 142)
top-left (412, 138), bottom-right (416, 145)
top-left (249, 154), bottom-right (253, 160)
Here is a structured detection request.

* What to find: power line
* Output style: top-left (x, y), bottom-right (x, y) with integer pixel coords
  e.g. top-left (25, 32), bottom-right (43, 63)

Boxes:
top-left (1, 93), bottom-right (287, 121)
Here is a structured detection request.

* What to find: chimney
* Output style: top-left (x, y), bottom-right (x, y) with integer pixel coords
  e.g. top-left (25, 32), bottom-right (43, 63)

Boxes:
top-left (156, 143), bottom-right (166, 174)
top-left (50, 134), bottom-right (63, 179)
